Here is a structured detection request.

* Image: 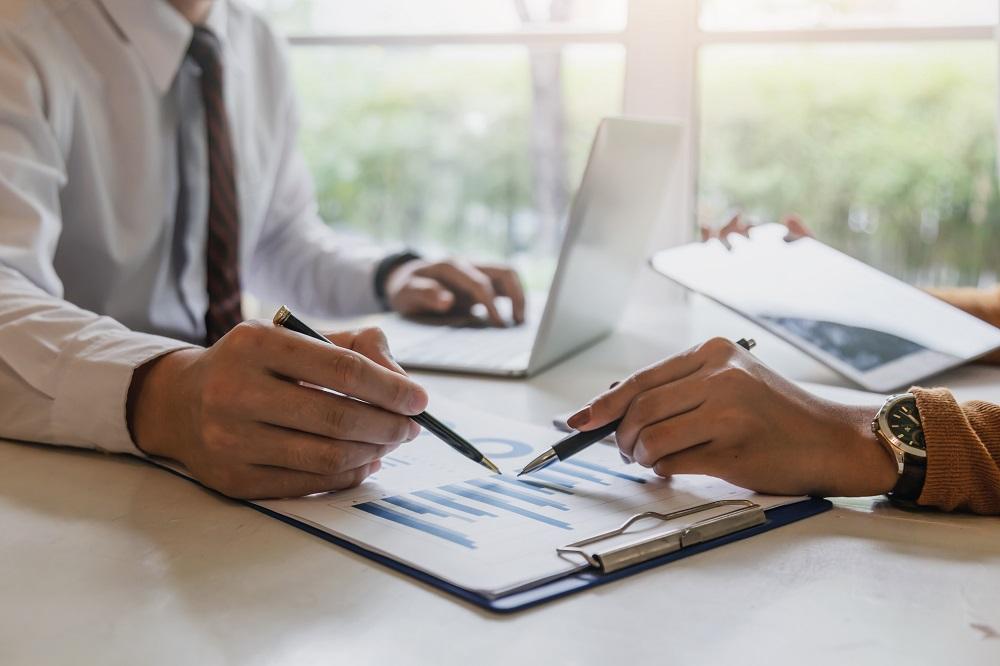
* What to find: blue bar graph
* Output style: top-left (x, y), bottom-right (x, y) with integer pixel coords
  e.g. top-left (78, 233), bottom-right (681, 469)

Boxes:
top-left (383, 495), bottom-right (451, 518)
top-left (442, 485), bottom-right (572, 529)
top-left (508, 476), bottom-right (574, 495)
top-left (355, 502), bottom-right (475, 549)
top-left (492, 475), bottom-right (557, 495)
top-left (549, 464), bottom-right (612, 486)
top-left (467, 479), bottom-right (569, 510)
top-left (413, 490), bottom-right (497, 517)
top-left (563, 459), bottom-right (648, 484)
top-left (531, 472), bottom-right (577, 490)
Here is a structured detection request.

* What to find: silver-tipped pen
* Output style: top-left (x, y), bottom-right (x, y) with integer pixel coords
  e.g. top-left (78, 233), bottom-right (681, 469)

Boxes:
top-left (517, 448), bottom-right (558, 477)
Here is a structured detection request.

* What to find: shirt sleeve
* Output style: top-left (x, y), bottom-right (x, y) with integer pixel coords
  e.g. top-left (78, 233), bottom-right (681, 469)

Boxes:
top-left (912, 387), bottom-right (1000, 515)
top-left (244, 26), bottom-right (391, 318)
top-left (0, 31), bottom-right (195, 455)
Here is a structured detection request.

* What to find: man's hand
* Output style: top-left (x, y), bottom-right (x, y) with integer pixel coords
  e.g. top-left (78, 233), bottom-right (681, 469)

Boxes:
top-left (567, 338), bottom-right (899, 497)
top-left (384, 258), bottom-right (525, 327)
top-left (127, 322), bottom-right (428, 499)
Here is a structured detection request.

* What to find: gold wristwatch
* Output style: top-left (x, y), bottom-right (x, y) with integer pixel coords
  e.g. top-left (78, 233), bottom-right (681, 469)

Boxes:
top-left (871, 393), bottom-right (928, 503)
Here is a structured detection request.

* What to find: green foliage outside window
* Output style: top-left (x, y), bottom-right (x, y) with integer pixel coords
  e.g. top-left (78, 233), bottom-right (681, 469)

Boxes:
top-left (699, 42), bottom-right (1000, 287)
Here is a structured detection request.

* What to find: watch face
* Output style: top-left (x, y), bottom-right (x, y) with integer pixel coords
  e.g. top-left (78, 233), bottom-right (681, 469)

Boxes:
top-left (886, 397), bottom-right (926, 452)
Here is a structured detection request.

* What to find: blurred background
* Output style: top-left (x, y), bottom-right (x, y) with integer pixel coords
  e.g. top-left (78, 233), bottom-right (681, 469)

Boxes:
top-left (245, 0), bottom-right (1000, 290)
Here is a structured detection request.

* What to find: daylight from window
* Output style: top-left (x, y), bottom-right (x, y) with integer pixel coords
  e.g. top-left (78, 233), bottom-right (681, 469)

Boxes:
top-left (246, 0), bottom-right (1000, 288)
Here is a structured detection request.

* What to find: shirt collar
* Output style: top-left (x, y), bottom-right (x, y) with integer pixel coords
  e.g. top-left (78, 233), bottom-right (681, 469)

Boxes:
top-left (100, 0), bottom-right (231, 95)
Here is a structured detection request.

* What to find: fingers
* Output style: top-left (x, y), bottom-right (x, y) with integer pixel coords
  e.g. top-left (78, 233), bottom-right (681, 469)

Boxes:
top-left (630, 409), bottom-right (714, 468)
top-left (568, 343), bottom-right (709, 431)
top-left (704, 211), bottom-right (813, 246)
top-left (326, 326), bottom-right (407, 375)
top-left (782, 213), bottom-right (813, 242)
top-left (614, 374), bottom-right (708, 457)
top-left (249, 423), bottom-right (397, 475)
top-left (480, 265), bottom-right (526, 324)
top-left (390, 259), bottom-right (525, 326)
top-left (718, 213), bottom-right (750, 250)
top-left (568, 337), bottom-right (749, 435)
top-left (226, 323), bottom-right (428, 415)
top-left (719, 213), bottom-right (750, 238)
top-left (418, 260), bottom-right (505, 326)
top-left (259, 376), bottom-right (422, 445)
top-left (213, 461), bottom-right (381, 500)
top-left (651, 444), bottom-right (714, 479)
top-left (394, 276), bottom-right (456, 317)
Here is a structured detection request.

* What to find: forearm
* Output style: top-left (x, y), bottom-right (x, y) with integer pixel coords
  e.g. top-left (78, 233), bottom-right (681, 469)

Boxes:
top-left (927, 286), bottom-right (1000, 328)
top-left (927, 286), bottom-right (1000, 364)
top-left (913, 387), bottom-right (1000, 514)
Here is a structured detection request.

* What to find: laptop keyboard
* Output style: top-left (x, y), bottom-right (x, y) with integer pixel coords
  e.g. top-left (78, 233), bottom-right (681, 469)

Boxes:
top-left (394, 323), bottom-right (538, 370)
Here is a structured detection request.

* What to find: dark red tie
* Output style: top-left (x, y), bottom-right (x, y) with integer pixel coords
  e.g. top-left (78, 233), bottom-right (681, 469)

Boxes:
top-left (188, 27), bottom-right (243, 346)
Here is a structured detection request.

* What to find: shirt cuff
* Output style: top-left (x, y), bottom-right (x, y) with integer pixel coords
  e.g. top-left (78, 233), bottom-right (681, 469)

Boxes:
top-left (52, 325), bottom-right (198, 456)
top-left (373, 250), bottom-right (422, 311)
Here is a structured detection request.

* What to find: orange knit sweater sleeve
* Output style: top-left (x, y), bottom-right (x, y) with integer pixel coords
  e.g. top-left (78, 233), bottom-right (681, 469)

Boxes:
top-left (912, 387), bottom-right (1000, 515)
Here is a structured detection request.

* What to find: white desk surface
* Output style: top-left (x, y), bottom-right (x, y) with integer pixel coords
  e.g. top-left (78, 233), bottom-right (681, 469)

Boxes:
top-left (2, 286), bottom-right (999, 666)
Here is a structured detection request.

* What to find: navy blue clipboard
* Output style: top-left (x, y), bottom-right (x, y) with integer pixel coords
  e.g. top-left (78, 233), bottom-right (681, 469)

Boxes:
top-left (152, 461), bottom-right (830, 613)
top-left (247, 495), bottom-right (832, 614)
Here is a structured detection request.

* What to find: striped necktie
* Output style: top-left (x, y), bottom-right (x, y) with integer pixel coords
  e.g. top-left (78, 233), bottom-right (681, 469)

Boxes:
top-left (188, 27), bottom-right (243, 346)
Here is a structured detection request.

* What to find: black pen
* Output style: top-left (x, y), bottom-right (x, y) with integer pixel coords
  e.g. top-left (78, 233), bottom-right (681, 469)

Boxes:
top-left (272, 305), bottom-right (501, 475)
top-left (518, 338), bottom-right (756, 477)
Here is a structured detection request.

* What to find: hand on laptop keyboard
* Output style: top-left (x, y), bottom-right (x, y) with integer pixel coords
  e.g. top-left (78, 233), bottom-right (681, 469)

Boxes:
top-left (383, 258), bottom-right (526, 327)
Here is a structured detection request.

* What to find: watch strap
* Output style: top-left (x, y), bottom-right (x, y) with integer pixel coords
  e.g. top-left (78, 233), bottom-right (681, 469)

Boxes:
top-left (888, 452), bottom-right (926, 502)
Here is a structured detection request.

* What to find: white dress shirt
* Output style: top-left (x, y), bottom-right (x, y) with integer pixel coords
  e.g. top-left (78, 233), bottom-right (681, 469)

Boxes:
top-left (0, 0), bottom-right (390, 455)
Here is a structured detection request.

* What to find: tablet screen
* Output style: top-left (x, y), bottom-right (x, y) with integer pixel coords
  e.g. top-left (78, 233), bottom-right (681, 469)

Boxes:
top-left (651, 224), bottom-right (1000, 391)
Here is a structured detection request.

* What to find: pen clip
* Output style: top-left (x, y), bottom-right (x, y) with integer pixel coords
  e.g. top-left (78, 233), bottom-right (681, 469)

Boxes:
top-left (556, 499), bottom-right (765, 574)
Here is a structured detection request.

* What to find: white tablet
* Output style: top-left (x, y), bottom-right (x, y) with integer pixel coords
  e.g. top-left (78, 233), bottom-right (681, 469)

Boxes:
top-left (650, 224), bottom-right (1000, 392)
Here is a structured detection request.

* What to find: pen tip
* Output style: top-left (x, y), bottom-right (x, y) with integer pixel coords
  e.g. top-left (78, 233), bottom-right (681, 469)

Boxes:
top-left (481, 457), bottom-right (501, 475)
top-left (519, 448), bottom-right (557, 477)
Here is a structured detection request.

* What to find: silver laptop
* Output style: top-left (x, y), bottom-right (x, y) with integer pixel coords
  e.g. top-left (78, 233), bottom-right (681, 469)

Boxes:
top-left (382, 117), bottom-right (682, 377)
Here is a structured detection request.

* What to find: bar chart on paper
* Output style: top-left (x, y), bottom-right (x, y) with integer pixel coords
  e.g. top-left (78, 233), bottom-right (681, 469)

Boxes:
top-left (256, 398), bottom-right (803, 596)
top-left (353, 455), bottom-right (650, 549)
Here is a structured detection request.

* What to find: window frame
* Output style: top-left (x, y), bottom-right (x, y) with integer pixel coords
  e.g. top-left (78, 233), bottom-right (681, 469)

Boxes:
top-left (693, 9), bottom-right (1000, 236)
top-left (268, 1), bottom-right (1000, 250)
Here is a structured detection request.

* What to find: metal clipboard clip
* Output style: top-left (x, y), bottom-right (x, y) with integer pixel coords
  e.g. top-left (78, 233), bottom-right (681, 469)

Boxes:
top-left (556, 499), bottom-right (766, 574)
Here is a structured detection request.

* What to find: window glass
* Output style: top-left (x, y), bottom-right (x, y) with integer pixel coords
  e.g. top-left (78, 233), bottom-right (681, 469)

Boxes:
top-left (699, 42), bottom-right (1000, 287)
top-left (700, 0), bottom-right (999, 31)
top-left (244, 0), bottom-right (627, 35)
top-left (289, 45), bottom-right (625, 284)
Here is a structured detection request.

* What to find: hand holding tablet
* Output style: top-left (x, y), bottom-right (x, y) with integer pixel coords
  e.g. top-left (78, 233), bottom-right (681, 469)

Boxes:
top-left (651, 224), bottom-right (1000, 392)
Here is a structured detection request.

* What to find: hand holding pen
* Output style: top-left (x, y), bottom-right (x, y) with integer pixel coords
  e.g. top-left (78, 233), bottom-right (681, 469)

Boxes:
top-left (129, 319), bottom-right (436, 500)
top-left (535, 335), bottom-right (901, 499)
top-left (520, 338), bottom-right (756, 476)
top-left (274, 307), bottom-right (500, 474)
